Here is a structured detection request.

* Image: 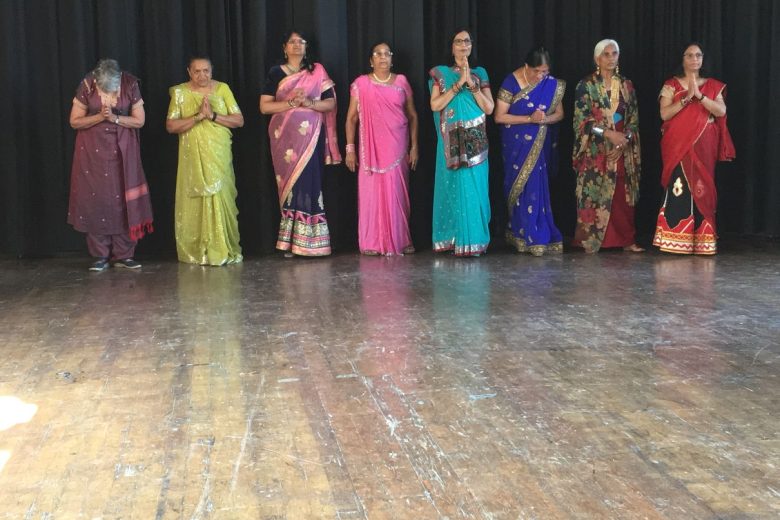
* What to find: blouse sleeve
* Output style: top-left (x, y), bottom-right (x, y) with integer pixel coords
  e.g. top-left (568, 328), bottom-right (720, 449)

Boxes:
top-left (398, 75), bottom-right (413, 99)
top-left (261, 66), bottom-right (284, 97)
top-left (350, 78), bottom-right (360, 99)
top-left (167, 86), bottom-right (182, 120)
top-left (128, 78), bottom-right (143, 107)
top-left (74, 76), bottom-right (91, 108)
top-left (474, 67), bottom-right (490, 89)
top-left (497, 74), bottom-right (515, 104)
top-left (428, 66), bottom-right (445, 94)
top-left (219, 83), bottom-right (242, 114)
top-left (659, 83), bottom-right (675, 100)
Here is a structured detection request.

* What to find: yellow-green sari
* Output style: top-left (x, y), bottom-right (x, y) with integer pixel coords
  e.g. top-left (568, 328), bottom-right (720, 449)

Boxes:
top-left (168, 82), bottom-right (243, 265)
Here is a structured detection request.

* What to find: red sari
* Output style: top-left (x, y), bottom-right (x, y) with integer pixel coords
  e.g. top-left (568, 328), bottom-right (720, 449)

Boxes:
top-left (653, 78), bottom-right (735, 254)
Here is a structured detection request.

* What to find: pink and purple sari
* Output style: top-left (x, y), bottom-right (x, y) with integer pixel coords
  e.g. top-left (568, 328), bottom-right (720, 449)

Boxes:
top-left (351, 74), bottom-right (414, 255)
top-left (268, 63), bottom-right (341, 256)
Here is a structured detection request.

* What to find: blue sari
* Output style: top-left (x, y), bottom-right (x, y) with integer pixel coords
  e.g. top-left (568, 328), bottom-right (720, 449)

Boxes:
top-left (428, 65), bottom-right (491, 256)
top-left (498, 74), bottom-right (565, 255)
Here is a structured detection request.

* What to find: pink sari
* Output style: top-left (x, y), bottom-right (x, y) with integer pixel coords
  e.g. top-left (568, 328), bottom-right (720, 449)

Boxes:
top-left (269, 63), bottom-right (341, 206)
top-left (352, 74), bottom-right (414, 255)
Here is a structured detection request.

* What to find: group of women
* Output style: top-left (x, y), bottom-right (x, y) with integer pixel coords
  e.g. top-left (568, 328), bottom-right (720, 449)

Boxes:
top-left (67, 29), bottom-right (734, 270)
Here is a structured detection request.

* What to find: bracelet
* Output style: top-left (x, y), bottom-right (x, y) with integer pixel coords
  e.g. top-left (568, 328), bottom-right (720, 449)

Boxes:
top-left (211, 112), bottom-right (217, 122)
top-left (345, 144), bottom-right (356, 153)
top-left (287, 99), bottom-right (295, 107)
top-left (452, 83), bottom-right (461, 94)
top-left (591, 126), bottom-right (605, 137)
top-left (114, 115), bottom-right (120, 125)
top-left (699, 94), bottom-right (707, 102)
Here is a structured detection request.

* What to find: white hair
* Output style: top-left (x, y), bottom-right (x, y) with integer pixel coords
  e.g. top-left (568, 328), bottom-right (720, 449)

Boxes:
top-left (593, 39), bottom-right (620, 62)
top-left (94, 59), bottom-right (121, 93)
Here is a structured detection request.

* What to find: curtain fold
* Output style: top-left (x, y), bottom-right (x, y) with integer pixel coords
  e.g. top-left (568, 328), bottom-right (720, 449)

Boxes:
top-left (1, 0), bottom-right (778, 257)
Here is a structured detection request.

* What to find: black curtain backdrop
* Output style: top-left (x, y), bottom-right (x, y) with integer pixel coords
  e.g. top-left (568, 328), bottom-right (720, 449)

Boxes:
top-left (2, 0), bottom-right (778, 258)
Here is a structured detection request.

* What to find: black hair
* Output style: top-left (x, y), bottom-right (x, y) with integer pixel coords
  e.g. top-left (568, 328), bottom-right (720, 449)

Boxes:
top-left (187, 55), bottom-right (212, 69)
top-left (281, 29), bottom-right (315, 72)
top-left (368, 41), bottom-right (393, 64)
top-left (445, 26), bottom-right (478, 67)
top-left (673, 41), bottom-right (707, 77)
top-left (524, 46), bottom-right (551, 68)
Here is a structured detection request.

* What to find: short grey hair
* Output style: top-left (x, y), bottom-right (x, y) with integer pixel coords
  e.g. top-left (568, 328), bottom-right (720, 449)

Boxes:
top-left (593, 39), bottom-right (620, 62)
top-left (93, 59), bottom-right (121, 93)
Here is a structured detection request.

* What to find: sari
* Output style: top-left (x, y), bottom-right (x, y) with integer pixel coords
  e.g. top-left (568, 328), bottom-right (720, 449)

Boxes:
top-left (498, 74), bottom-right (566, 255)
top-left (351, 74), bottom-right (414, 255)
top-left (267, 63), bottom-right (341, 256)
top-left (572, 73), bottom-right (642, 252)
top-left (653, 78), bottom-right (735, 255)
top-left (428, 65), bottom-right (491, 256)
top-left (68, 72), bottom-right (153, 243)
top-left (168, 81), bottom-right (243, 265)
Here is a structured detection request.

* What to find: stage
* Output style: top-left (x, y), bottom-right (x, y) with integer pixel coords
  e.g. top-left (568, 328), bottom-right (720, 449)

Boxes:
top-left (0, 244), bottom-right (778, 518)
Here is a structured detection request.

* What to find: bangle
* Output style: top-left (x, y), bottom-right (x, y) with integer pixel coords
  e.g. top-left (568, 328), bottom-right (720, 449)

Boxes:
top-left (287, 99), bottom-right (295, 107)
top-left (591, 126), bottom-right (605, 137)
top-left (345, 144), bottom-right (356, 153)
top-left (452, 83), bottom-right (461, 94)
top-left (211, 112), bottom-right (217, 122)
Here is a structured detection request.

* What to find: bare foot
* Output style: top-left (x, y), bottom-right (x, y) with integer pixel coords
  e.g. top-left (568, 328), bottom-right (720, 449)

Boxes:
top-left (623, 244), bottom-right (645, 252)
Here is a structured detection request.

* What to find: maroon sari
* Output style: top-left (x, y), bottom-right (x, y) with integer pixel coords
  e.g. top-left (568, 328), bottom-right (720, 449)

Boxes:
top-left (68, 72), bottom-right (153, 241)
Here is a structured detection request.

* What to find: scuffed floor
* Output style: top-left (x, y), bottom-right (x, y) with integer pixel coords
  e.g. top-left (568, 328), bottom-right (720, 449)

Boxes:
top-left (0, 245), bottom-right (778, 518)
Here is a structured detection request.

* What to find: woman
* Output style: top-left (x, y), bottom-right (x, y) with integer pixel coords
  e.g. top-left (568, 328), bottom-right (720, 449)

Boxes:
top-left (428, 28), bottom-right (495, 256)
top-left (68, 59), bottom-right (153, 271)
top-left (345, 42), bottom-right (419, 256)
top-left (572, 39), bottom-right (643, 253)
top-left (495, 47), bottom-right (565, 256)
top-left (166, 56), bottom-right (244, 266)
top-left (653, 42), bottom-right (735, 255)
top-left (260, 30), bottom-right (341, 257)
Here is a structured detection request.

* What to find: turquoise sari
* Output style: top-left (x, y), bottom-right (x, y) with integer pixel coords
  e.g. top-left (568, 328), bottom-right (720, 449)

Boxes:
top-left (428, 65), bottom-right (491, 256)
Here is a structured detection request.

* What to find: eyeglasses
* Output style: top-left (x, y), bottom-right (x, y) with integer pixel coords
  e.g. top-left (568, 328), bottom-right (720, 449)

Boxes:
top-left (287, 39), bottom-right (307, 45)
top-left (684, 52), bottom-right (703, 58)
top-left (372, 51), bottom-right (393, 57)
top-left (453, 38), bottom-right (473, 46)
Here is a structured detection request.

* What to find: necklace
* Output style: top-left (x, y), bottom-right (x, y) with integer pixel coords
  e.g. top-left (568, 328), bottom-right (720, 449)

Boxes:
top-left (371, 72), bottom-right (391, 83)
top-left (522, 67), bottom-right (537, 88)
top-left (285, 63), bottom-right (301, 74)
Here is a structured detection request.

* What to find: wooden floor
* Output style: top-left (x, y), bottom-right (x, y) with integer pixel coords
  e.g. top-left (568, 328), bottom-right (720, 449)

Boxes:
top-left (1, 243), bottom-right (778, 519)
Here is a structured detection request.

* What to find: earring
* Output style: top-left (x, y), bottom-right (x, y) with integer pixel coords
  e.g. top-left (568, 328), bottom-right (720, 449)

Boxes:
top-left (284, 52), bottom-right (287, 59)
top-left (615, 65), bottom-right (620, 75)
top-left (596, 65), bottom-right (600, 75)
